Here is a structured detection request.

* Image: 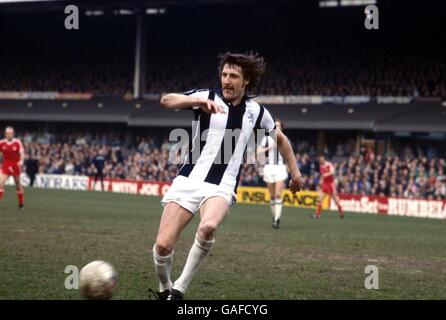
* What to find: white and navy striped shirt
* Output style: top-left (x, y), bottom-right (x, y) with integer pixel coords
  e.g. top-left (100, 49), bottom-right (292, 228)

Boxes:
top-left (178, 89), bottom-right (276, 192)
top-left (260, 135), bottom-right (284, 166)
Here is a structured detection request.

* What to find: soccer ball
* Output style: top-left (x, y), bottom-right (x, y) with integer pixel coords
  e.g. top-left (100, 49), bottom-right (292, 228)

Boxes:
top-left (79, 260), bottom-right (118, 300)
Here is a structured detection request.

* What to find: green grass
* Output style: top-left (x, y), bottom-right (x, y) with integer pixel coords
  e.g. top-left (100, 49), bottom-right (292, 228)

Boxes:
top-left (1, 187), bottom-right (446, 299)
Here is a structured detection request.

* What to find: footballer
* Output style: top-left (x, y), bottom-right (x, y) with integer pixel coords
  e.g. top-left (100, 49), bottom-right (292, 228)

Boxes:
top-left (314, 155), bottom-right (344, 219)
top-left (256, 119), bottom-right (288, 229)
top-left (150, 52), bottom-right (305, 300)
top-left (0, 126), bottom-right (25, 209)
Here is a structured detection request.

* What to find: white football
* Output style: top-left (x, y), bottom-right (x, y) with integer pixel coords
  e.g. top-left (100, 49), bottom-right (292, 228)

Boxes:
top-left (79, 260), bottom-right (118, 300)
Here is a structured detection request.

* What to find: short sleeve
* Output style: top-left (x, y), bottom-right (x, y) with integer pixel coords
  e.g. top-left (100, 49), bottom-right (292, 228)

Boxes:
top-left (260, 107), bottom-right (276, 134)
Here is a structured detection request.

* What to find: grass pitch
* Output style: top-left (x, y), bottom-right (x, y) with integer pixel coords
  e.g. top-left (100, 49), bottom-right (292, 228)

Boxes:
top-left (1, 187), bottom-right (445, 300)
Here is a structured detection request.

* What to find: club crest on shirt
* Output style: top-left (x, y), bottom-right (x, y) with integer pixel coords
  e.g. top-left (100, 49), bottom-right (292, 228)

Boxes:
top-left (247, 110), bottom-right (255, 124)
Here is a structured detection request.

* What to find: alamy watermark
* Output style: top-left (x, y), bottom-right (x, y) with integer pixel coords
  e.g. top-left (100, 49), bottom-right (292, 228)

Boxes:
top-left (64, 265), bottom-right (79, 289)
top-left (64, 263), bottom-right (381, 291)
top-left (167, 125), bottom-right (279, 166)
top-left (364, 265), bottom-right (379, 290)
top-left (364, 5), bottom-right (379, 30)
top-left (64, 5), bottom-right (79, 30)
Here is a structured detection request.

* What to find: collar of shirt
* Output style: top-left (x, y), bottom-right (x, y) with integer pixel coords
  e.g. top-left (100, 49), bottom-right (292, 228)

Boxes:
top-left (216, 89), bottom-right (248, 110)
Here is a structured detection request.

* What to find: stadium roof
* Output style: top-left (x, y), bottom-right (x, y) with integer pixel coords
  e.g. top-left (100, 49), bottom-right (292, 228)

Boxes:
top-left (0, 0), bottom-right (313, 12)
top-left (2, 0), bottom-right (440, 15)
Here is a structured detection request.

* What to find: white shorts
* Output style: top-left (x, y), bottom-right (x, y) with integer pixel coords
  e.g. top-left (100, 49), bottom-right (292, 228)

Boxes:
top-left (262, 165), bottom-right (288, 183)
top-left (161, 175), bottom-right (237, 214)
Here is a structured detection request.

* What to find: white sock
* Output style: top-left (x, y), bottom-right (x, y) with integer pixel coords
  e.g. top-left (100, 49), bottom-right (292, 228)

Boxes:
top-left (275, 198), bottom-right (283, 221)
top-left (153, 244), bottom-right (174, 292)
top-left (270, 200), bottom-right (276, 219)
top-left (173, 234), bottom-right (215, 294)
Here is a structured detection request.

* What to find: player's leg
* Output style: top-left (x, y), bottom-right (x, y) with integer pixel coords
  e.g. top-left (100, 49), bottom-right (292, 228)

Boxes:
top-left (30, 173), bottom-right (36, 187)
top-left (13, 175), bottom-right (24, 209)
top-left (273, 180), bottom-right (285, 228)
top-left (267, 182), bottom-right (277, 222)
top-left (99, 170), bottom-right (104, 191)
top-left (153, 202), bottom-right (194, 295)
top-left (0, 172), bottom-right (8, 201)
top-left (314, 190), bottom-right (325, 218)
top-left (93, 172), bottom-right (98, 191)
top-left (172, 196), bottom-right (229, 298)
top-left (331, 192), bottom-right (344, 218)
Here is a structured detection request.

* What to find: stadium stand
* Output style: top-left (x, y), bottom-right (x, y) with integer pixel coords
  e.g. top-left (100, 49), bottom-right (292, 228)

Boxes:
top-left (0, 9), bottom-right (445, 97)
top-left (1, 2), bottom-right (445, 202)
top-left (15, 130), bottom-right (446, 200)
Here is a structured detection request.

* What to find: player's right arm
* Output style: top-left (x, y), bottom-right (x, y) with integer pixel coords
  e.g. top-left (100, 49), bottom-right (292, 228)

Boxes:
top-left (160, 93), bottom-right (225, 114)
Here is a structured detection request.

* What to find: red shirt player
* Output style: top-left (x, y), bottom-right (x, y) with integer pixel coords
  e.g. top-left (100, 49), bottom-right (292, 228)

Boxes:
top-left (314, 155), bottom-right (343, 219)
top-left (0, 126), bottom-right (25, 209)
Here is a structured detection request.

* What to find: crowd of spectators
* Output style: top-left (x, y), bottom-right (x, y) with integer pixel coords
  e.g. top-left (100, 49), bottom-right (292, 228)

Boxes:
top-left (17, 132), bottom-right (446, 200)
top-left (1, 46), bottom-right (445, 97)
top-left (243, 141), bottom-right (446, 201)
top-left (290, 153), bottom-right (446, 201)
top-left (0, 43), bottom-right (133, 96)
top-left (2, 5), bottom-right (445, 98)
top-left (22, 131), bottom-right (175, 181)
top-left (142, 48), bottom-right (446, 97)
top-left (257, 50), bottom-right (446, 97)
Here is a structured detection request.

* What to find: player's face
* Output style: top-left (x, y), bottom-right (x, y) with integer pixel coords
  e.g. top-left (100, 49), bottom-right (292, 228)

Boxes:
top-left (5, 128), bottom-right (14, 141)
top-left (275, 121), bottom-right (283, 131)
top-left (221, 64), bottom-right (249, 103)
top-left (319, 156), bottom-right (325, 164)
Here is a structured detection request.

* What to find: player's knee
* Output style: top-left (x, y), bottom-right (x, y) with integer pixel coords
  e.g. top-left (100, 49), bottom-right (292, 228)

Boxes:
top-left (155, 238), bottom-right (174, 256)
top-left (197, 221), bottom-right (218, 240)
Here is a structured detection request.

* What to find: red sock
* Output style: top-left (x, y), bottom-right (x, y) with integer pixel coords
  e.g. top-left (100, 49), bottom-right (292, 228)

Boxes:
top-left (17, 191), bottom-right (24, 206)
top-left (338, 204), bottom-right (344, 217)
top-left (0, 189), bottom-right (4, 200)
top-left (316, 204), bottom-right (322, 217)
